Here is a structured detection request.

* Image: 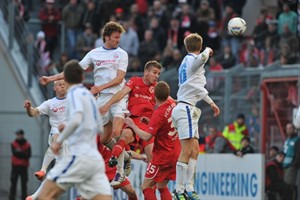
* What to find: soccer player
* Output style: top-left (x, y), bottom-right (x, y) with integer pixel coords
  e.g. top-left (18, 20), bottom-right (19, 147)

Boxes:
top-left (37, 60), bottom-right (111, 200)
top-left (99, 60), bottom-right (162, 186)
top-left (39, 21), bottom-right (128, 151)
top-left (125, 81), bottom-right (180, 200)
top-left (171, 33), bottom-right (220, 200)
top-left (24, 80), bottom-right (67, 181)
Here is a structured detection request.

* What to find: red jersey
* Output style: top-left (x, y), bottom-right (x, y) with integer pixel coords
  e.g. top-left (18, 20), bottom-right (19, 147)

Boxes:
top-left (126, 77), bottom-right (156, 118)
top-left (97, 136), bottom-right (116, 179)
top-left (146, 98), bottom-right (181, 165)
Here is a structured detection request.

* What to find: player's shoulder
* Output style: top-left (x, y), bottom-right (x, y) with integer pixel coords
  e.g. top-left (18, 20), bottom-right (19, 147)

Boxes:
top-left (117, 47), bottom-right (128, 56)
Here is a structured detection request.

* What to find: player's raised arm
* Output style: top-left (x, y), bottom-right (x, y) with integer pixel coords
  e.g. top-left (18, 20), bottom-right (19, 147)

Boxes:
top-left (24, 100), bottom-right (40, 117)
top-left (39, 72), bottom-right (64, 85)
top-left (90, 69), bottom-right (126, 95)
top-left (125, 117), bottom-right (153, 141)
top-left (99, 85), bottom-right (131, 115)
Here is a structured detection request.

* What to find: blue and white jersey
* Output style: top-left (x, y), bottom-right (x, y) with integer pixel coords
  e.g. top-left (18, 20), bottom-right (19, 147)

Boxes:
top-left (37, 97), bottom-right (67, 135)
top-left (177, 48), bottom-right (210, 106)
top-left (79, 46), bottom-right (128, 94)
top-left (65, 84), bottom-right (103, 158)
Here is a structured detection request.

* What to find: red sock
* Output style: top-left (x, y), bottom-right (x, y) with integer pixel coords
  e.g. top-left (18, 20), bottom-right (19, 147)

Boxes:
top-left (159, 187), bottom-right (172, 200)
top-left (143, 188), bottom-right (157, 200)
top-left (111, 139), bottom-right (127, 158)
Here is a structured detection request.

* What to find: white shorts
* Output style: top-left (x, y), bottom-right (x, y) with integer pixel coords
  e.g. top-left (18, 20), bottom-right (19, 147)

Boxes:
top-left (171, 102), bottom-right (201, 140)
top-left (48, 131), bottom-right (60, 146)
top-left (47, 155), bottom-right (111, 199)
top-left (97, 93), bottom-right (127, 125)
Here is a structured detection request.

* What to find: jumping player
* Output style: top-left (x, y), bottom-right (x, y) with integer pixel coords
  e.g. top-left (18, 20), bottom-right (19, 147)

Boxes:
top-left (171, 33), bottom-right (220, 200)
top-left (99, 60), bottom-right (162, 186)
top-left (24, 80), bottom-right (67, 181)
top-left (125, 81), bottom-right (180, 200)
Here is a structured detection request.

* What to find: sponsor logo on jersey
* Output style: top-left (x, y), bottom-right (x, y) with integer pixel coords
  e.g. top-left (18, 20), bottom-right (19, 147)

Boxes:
top-left (95, 60), bottom-right (116, 66)
top-left (52, 106), bottom-right (65, 112)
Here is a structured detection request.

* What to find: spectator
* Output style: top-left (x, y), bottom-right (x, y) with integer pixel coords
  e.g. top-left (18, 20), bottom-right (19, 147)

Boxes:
top-left (252, 9), bottom-right (269, 50)
top-left (205, 127), bottom-right (236, 153)
top-left (222, 113), bottom-right (249, 150)
top-left (283, 122), bottom-right (300, 197)
top-left (76, 23), bottom-right (97, 60)
top-left (94, 27), bottom-right (104, 48)
top-left (149, 16), bottom-right (167, 52)
top-left (279, 24), bottom-right (299, 59)
top-left (206, 21), bottom-right (220, 52)
top-left (277, 3), bottom-right (297, 35)
top-left (56, 52), bottom-right (69, 73)
top-left (152, 0), bottom-right (169, 31)
top-left (81, 0), bottom-right (101, 34)
top-left (9, 129), bottom-right (31, 200)
top-left (62, 0), bottom-right (84, 59)
top-left (138, 29), bottom-right (160, 66)
top-left (235, 136), bottom-right (254, 157)
top-left (127, 57), bottom-right (143, 72)
top-left (265, 151), bottom-right (292, 200)
top-left (129, 3), bottom-right (147, 41)
top-left (167, 18), bottom-right (185, 50)
top-left (38, 0), bottom-right (61, 58)
top-left (119, 20), bottom-right (140, 57)
top-left (35, 31), bottom-right (51, 76)
top-left (195, 0), bottom-right (215, 40)
top-left (268, 146), bottom-right (279, 161)
top-left (218, 45), bottom-right (236, 69)
top-left (259, 36), bottom-right (279, 66)
top-left (265, 22), bottom-right (280, 49)
top-left (208, 56), bottom-right (223, 71)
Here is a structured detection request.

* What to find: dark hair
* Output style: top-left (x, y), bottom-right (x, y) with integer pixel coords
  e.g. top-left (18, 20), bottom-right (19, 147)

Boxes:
top-left (270, 145), bottom-right (279, 152)
top-left (144, 60), bottom-right (162, 71)
top-left (16, 129), bottom-right (24, 135)
top-left (184, 33), bottom-right (202, 53)
top-left (102, 21), bottom-right (125, 43)
top-left (241, 136), bottom-right (250, 143)
top-left (155, 81), bottom-right (170, 102)
top-left (64, 60), bottom-right (83, 84)
top-left (236, 113), bottom-right (245, 120)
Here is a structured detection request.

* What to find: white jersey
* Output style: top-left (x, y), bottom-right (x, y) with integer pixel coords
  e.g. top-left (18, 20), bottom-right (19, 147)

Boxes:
top-left (79, 46), bottom-right (128, 94)
top-left (177, 49), bottom-right (210, 106)
top-left (65, 84), bottom-right (103, 158)
top-left (37, 97), bottom-right (67, 134)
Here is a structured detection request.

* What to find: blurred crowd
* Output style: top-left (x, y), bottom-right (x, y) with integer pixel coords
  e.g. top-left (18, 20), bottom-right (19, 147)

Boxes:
top-left (11, 0), bottom-right (300, 78)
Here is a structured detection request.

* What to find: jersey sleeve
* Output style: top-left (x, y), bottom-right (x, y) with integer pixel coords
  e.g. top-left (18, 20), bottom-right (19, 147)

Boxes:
top-left (191, 48), bottom-right (210, 71)
top-left (146, 111), bottom-right (163, 136)
top-left (125, 77), bottom-right (136, 90)
top-left (79, 50), bottom-right (93, 70)
top-left (37, 100), bottom-right (50, 115)
top-left (118, 50), bottom-right (128, 72)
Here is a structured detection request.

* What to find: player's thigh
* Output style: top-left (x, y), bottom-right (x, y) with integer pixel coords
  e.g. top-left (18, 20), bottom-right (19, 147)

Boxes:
top-left (112, 116), bottom-right (124, 137)
top-left (141, 178), bottom-right (157, 190)
top-left (172, 104), bottom-right (201, 140)
top-left (38, 179), bottom-right (65, 199)
top-left (156, 180), bottom-right (169, 189)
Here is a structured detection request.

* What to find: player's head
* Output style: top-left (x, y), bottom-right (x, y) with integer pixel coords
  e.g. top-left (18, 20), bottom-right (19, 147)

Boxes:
top-left (184, 33), bottom-right (203, 53)
top-left (53, 80), bottom-right (66, 97)
top-left (154, 81), bottom-right (170, 102)
top-left (144, 60), bottom-right (162, 84)
top-left (286, 122), bottom-right (296, 136)
top-left (63, 60), bottom-right (84, 85)
top-left (102, 21), bottom-right (125, 48)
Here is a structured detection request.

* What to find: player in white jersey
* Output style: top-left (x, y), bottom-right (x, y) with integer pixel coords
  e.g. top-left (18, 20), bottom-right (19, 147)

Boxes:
top-left (24, 80), bottom-right (67, 181)
top-left (39, 21), bottom-right (128, 151)
top-left (38, 60), bottom-right (111, 200)
top-left (171, 33), bottom-right (220, 200)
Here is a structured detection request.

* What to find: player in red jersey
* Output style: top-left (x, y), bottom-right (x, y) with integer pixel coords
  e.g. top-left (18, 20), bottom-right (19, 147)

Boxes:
top-left (125, 81), bottom-right (180, 200)
top-left (96, 135), bottom-right (142, 200)
top-left (99, 60), bottom-right (162, 186)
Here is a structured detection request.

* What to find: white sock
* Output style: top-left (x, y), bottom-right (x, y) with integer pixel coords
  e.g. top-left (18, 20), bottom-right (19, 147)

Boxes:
top-left (185, 158), bottom-right (197, 192)
top-left (116, 150), bottom-right (125, 175)
top-left (175, 161), bottom-right (188, 194)
top-left (41, 147), bottom-right (55, 171)
top-left (124, 151), bottom-right (130, 161)
top-left (31, 179), bottom-right (46, 199)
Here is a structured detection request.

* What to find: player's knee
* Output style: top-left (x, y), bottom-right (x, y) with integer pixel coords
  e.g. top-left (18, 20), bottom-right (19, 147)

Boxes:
top-left (126, 189), bottom-right (137, 198)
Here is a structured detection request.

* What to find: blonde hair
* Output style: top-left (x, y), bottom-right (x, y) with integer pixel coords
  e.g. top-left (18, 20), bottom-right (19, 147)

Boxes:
top-left (184, 33), bottom-right (203, 53)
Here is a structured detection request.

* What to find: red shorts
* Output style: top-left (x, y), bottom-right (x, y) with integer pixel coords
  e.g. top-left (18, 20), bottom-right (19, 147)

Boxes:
top-left (107, 172), bottom-right (131, 189)
top-left (144, 162), bottom-right (176, 183)
top-left (125, 117), bottom-right (154, 149)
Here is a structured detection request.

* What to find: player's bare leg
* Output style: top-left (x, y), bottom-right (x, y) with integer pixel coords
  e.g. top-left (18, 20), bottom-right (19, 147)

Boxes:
top-left (101, 122), bottom-right (113, 147)
top-left (141, 178), bottom-right (157, 200)
top-left (37, 179), bottom-right (64, 200)
top-left (120, 184), bottom-right (138, 200)
top-left (91, 194), bottom-right (111, 200)
top-left (157, 180), bottom-right (172, 200)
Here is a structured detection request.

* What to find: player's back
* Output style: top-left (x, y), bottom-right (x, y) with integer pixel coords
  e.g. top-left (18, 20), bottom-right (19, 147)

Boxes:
top-left (66, 84), bottom-right (102, 158)
top-left (177, 50), bottom-right (210, 105)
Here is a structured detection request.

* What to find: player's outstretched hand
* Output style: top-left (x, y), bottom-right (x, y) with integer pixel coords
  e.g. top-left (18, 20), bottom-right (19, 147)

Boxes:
top-left (99, 105), bottom-right (109, 115)
top-left (24, 100), bottom-right (31, 109)
top-left (206, 47), bottom-right (213, 56)
top-left (58, 123), bottom-right (65, 132)
top-left (125, 117), bottom-right (134, 128)
top-left (51, 141), bottom-right (61, 155)
top-left (210, 102), bottom-right (220, 117)
top-left (39, 76), bottom-right (51, 85)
